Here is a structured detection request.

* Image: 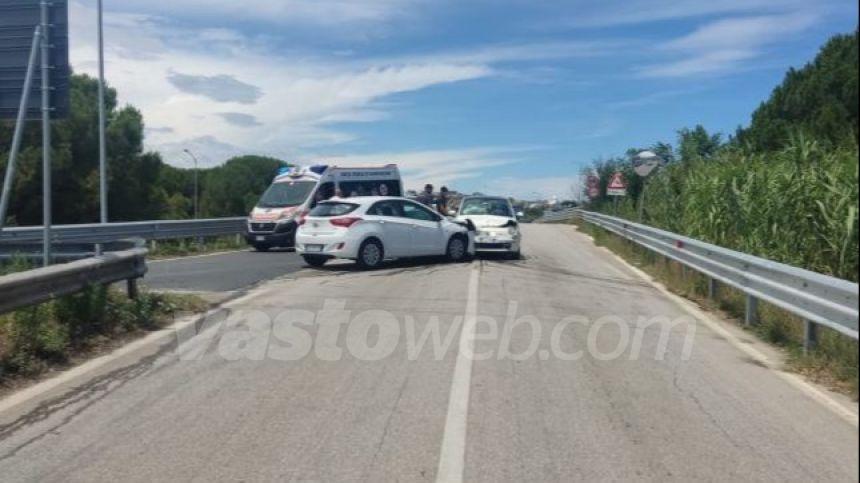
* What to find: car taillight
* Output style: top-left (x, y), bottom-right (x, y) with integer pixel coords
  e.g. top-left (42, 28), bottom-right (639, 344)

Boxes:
top-left (330, 217), bottom-right (362, 228)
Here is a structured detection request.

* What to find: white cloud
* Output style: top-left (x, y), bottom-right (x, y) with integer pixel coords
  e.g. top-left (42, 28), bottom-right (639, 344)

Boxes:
top-left (557, 0), bottom-right (816, 28)
top-left (661, 13), bottom-right (818, 52)
top-left (635, 13), bottom-right (819, 78)
top-left (302, 146), bottom-right (539, 189)
top-left (69, 1), bottom-right (606, 167)
top-left (484, 176), bottom-right (584, 201)
top-left (98, 0), bottom-right (430, 26)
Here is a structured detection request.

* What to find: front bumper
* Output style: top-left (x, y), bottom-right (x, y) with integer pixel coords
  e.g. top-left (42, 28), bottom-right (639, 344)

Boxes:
top-left (245, 220), bottom-right (297, 247)
top-left (473, 231), bottom-right (519, 252)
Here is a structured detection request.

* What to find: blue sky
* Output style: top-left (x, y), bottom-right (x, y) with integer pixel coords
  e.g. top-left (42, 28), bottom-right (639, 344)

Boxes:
top-left (68, 0), bottom-right (859, 199)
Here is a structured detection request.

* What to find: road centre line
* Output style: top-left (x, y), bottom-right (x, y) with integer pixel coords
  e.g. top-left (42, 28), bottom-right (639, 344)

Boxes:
top-left (436, 262), bottom-right (480, 483)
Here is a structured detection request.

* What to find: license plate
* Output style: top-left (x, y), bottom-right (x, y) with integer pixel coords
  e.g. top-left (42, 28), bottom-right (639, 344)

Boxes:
top-left (305, 244), bottom-right (324, 252)
top-left (256, 236), bottom-right (266, 242)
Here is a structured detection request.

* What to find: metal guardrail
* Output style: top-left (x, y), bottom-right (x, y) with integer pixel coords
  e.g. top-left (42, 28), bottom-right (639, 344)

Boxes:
top-left (564, 209), bottom-right (858, 349)
top-left (537, 208), bottom-right (578, 223)
top-left (0, 217), bottom-right (247, 245)
top-left (0, 247), bottom-right (148, 315)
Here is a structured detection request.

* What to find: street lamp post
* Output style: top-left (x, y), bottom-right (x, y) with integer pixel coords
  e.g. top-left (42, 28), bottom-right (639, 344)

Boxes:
top-left (183, 149), bottom-right (199, 219)
top-left (97, 0), bottom-right (107, 226)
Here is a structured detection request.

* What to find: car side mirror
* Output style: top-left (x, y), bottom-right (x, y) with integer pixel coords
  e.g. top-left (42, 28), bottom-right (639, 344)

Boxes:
top-left (516, 211), bottom-right (525, 219)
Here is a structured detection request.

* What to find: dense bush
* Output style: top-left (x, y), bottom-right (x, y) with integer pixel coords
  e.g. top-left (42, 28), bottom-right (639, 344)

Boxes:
top-left (586, 30), bottom-right (859, 282)
top-left (0, 288), bottom-right (205, 380)
top-left (640, 140), bottom-right (858, 281)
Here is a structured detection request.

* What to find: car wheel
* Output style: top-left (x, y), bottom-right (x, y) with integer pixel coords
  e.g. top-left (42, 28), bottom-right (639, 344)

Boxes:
top-left (357, 239), bottom-right (384, 269)
top-left (446, 236), bottom-right (468, 262)
top-left (253, 244), bottom-right (270, 252)
top-left (508, 250), bottom-right (521, 260)
top-left (302, 255), bottom-right (328, 267)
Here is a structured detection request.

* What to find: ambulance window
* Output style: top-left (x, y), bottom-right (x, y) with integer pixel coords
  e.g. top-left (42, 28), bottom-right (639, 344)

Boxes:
top-left (258, 181), bottom-right (316, 208)
top-left (312, 182), bottom-right (335, 207)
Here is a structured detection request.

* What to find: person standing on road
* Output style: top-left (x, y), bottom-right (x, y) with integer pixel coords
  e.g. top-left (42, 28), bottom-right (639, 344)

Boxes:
top-left (417, 184), bottom-right (435, 207)
top-left (436, 186), bottom-right (450, 216)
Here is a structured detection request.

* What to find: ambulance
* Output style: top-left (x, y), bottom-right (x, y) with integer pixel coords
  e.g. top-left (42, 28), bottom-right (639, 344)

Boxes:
top-left (245, 164), bottom-right (402, 251)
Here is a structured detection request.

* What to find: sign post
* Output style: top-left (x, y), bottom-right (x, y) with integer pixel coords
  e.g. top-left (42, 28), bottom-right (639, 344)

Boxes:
top-left (41, 0), bottom-right (52, 265)
top-left (632, 150), bottom-right (666, 222)
top-left (0, 25), bottom-right (41, 229)
top-left (607, 172), bottom-right (627, 215)
top-left (0, 0), bottom-right (69, 265)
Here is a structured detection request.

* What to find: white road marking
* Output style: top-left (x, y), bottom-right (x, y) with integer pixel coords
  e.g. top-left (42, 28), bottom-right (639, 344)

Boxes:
top-left (436, 263), bottom-right (480, 483)
top-left (593, 238), bottom-right (860, 428)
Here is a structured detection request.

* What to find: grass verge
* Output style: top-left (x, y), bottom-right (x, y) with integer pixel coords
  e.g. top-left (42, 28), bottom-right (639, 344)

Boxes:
top-left (147, 235), bottom-right (247, 259)
top-left (573, 219), bottom-right (859, 400)
top-left (0, 285), bottom-right (208, 395)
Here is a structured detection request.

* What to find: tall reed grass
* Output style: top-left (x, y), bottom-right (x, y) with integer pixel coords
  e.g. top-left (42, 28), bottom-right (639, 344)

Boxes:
top-left (608, 139), bottom-right (858, 281)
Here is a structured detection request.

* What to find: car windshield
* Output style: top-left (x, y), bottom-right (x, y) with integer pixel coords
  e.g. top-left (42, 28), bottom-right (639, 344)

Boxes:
top-left (258, 181), bottom-right (316, 208)
top-left (460, 198), bottom-right (512, 217)
top-left (309, 202), bottom-right (359, 217)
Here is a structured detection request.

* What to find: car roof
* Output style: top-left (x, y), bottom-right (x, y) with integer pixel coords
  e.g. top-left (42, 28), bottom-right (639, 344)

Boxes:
top-left (461, 195), bottom-right (510, 202)
top-left (321, 196), bottom-right (416, 205)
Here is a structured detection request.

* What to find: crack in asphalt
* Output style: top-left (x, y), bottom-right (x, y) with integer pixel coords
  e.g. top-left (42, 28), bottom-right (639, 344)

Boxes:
top-left (0, 346), bottom-right (171, 462)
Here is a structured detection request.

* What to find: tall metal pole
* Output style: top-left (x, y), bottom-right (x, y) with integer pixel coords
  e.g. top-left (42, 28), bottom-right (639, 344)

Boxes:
top-left (0, 26), bottom-right (42, 230)
top-left (41, 0), bottom-right (52, 266)
top-left (183, 149), bottom-right (199, 219)
top-left (97, 0), bottom-right (108, 225)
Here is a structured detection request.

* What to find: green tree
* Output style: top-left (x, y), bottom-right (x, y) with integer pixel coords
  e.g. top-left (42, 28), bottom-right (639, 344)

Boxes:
top-left (199, 156), bottom-right (290, 217)
top-left (2, 74), bottom-right (290, 225)
top-left (1, 74), bottom-right (167, 224)
top-left (736, 30), bottom-right (859, 151)
top-left (677, 125), bottom-right (723, 162)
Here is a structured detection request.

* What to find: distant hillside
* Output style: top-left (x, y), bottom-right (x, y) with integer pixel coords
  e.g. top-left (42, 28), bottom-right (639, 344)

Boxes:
top-left (737, 30), bottom-right (858, 151)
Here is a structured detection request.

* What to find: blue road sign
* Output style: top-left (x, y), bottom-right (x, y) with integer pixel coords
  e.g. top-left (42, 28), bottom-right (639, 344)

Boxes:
top-left (0, 0), bottom-right (69, 119)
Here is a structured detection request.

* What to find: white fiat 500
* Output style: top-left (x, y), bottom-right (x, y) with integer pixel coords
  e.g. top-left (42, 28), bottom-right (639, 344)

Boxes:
top-left (296, 197), bottom-right (475, 269)
top-left (455, 196), bottom-right (522, 259)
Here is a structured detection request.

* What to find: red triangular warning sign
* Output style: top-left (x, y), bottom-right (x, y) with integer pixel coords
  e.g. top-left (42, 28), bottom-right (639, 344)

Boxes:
top-left (608, 173), bottom-right (626, 189)
top-left (607, 172), bottom-right (627, 196)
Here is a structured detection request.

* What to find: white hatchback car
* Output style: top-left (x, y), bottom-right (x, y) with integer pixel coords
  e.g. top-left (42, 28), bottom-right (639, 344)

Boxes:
top-left (296, 197), bottom-right (475, 269)
top-left (455, 196), bottom-right (522, 259)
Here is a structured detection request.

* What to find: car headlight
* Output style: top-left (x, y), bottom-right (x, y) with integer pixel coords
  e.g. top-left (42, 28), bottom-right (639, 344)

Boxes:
top-left (276, 213), bottom-right (295, 223)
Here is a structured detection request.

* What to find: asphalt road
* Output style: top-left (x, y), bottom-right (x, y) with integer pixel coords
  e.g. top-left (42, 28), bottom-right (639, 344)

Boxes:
top-left (0, 224), bottom-right (857, 482)
top-left (143, 249), bottom-right (306, 294)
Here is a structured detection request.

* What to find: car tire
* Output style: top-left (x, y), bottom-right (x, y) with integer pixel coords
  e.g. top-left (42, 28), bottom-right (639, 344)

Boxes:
top-left (508, 250), bottom-right (521, 260)
top-left (303, 255), bottom-right (328, 267)
top-left (446, 235), bottom-right (468, 263)
top-left (253, 244), bottom-right (270, 252)
top-left (356, 239), bottom-right (384, 269)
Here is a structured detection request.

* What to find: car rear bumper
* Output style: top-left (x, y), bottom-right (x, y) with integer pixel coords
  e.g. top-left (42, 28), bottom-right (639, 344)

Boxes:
top-left (295, 233), bottom-right (358, 259)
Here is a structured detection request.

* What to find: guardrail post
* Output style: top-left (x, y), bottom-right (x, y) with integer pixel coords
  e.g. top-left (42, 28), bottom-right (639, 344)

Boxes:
top-left (127, 278), bottom-right (139, 299)
top-left (803, 320), bottom-right (818, 354)
top-left (708, 277), bottom-right (718, 300)
top-left (149, 239), bottom-right (157, 251)
top-left (745, 295), bottom-right (758, 326)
